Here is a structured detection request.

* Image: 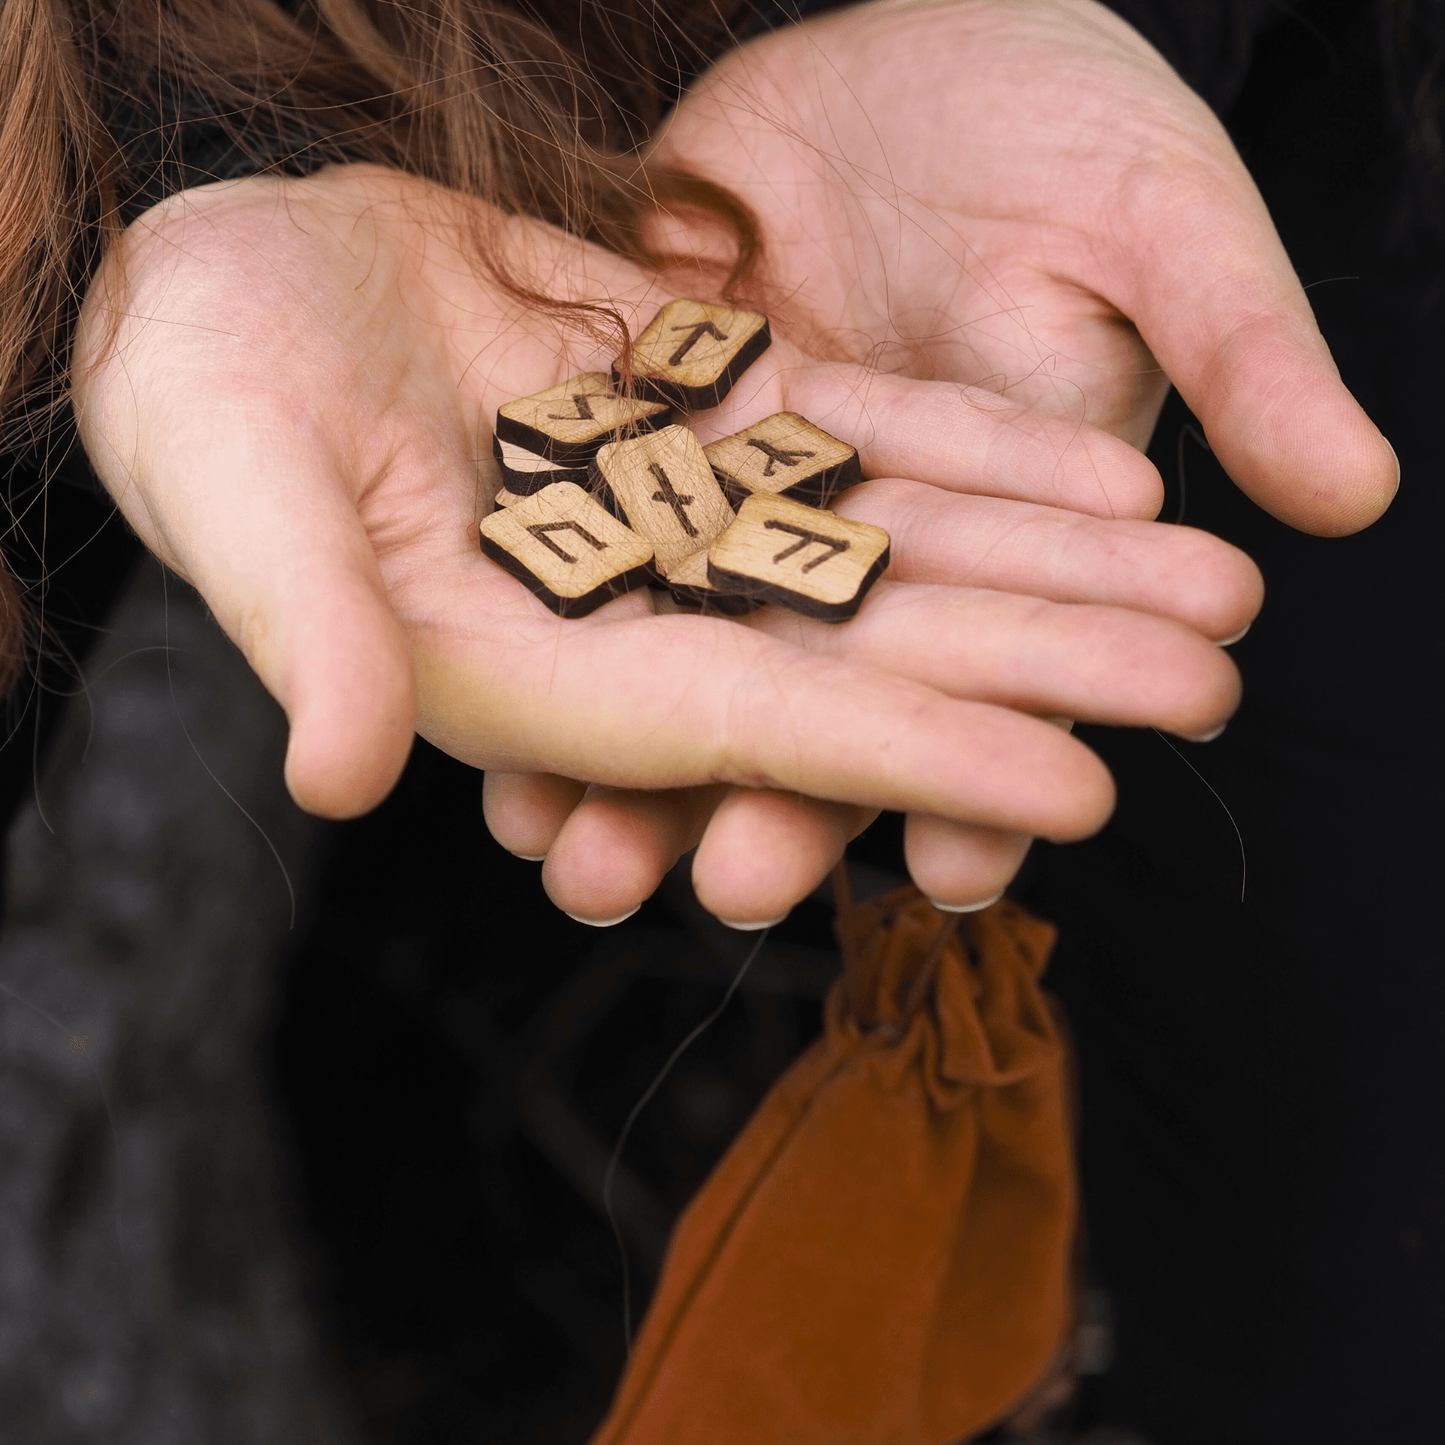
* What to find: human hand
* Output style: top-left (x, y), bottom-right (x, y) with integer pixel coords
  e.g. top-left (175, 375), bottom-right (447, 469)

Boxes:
top-left (650, 0), bottom-right (1398, 527)
top-left (487, 472), bottom-right (1257, 923)
top-left (71, 164), bottom-right (1255, 923)
top-left (543, 0), bottom-right (1391, 919)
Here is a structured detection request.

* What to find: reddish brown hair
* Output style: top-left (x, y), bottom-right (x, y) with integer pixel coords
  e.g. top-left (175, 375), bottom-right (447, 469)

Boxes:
top-left (0, 0), bottom-right (758, 688)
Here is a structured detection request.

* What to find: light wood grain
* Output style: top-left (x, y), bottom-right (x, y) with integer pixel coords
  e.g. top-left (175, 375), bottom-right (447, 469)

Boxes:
top-left (706, 493), bottom-right (890, 622)
top-left (495, 372), bottom-right (671, 464)
top-left (592, 424), bottom-right (735, 576)
top-left (493, 486), bottom-right (525, 508)
top-left (705, 411), bottom-right (861, 507)
top-left (490, 434), bottom-right (590, 494)
top-left (616, 300), bottom-right (770, 411)
top-left (479, 481), bottom-right (654, 616)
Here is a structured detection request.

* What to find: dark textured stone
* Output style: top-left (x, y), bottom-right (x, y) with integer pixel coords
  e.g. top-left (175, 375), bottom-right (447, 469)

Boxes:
top-left (0, 561), bottom-right (355, 1445)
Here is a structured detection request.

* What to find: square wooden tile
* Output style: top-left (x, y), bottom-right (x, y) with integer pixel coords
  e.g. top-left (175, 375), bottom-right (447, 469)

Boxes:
top-left (479, 482), bottom-right (654, 616)
top-left (706, 494), bottom-right (890, 622)
top-left (616, 300), bottom-right (770, 411)
top-left (495, 372), bottom-right (671, 464)
top-left (705, 411), bottom-right (861, 507)
top-left (592, 424), bottom-right (735, 577)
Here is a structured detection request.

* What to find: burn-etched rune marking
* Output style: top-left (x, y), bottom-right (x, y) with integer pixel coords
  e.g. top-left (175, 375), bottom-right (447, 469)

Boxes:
top-left (546, 393), bottom-right (596, 422)
top-left (527, 520), bottom-right (608, 564)
top-left (764, 519), bottom-right (849, 573)
top-left (667, 320), bottom-right (728, 367)
top-left (745, 438), bottom-right (816, 477)
top-left (648, 462), bottom-right (699, 537)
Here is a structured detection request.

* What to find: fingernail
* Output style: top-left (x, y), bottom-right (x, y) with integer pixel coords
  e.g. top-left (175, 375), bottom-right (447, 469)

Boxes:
top-left (1182, 724), bottom-right (1226, 743)
top-left (1387, 437), bottom-right (1401, 488)
top-left (716, 913), bottom-right (787, 931)
top-left (1217, 623), bottom-right (1250, 647)
top-left (564, 906), bottom-right (641, 928)
top-left (1045, 715), bottom-right (1075, 732)
top-left (929, 890), bottom-right (1003, 914)
top-left (512, 853), bottom-right (546, 862)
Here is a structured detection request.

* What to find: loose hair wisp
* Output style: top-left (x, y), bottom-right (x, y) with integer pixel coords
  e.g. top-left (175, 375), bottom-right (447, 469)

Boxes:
top-left (0, 0), bottom-right (760, 688)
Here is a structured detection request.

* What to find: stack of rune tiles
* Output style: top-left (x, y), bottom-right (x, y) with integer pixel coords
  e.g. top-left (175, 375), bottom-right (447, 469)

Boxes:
top-left (480, 300), bottom-right (889, 621)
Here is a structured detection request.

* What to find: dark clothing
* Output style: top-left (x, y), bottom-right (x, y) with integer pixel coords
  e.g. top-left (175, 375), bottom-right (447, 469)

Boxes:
top-left (1104, 0), bottom-right (1282, 111)
top-left (1020, 1), bottom-right (1445, 1440)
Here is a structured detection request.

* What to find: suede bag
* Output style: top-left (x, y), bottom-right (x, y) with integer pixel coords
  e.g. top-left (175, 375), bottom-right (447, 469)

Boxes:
top-left (592, 881), bottom-right (1077, 1445)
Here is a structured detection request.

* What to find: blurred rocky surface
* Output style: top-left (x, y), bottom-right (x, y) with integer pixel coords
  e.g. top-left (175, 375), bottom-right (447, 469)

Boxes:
top-left (0, 560), bottom-right (353, 1444)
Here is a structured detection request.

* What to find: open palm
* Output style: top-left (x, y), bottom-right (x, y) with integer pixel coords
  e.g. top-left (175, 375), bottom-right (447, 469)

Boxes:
top-left (72, 163), bottom-right (1253, 923)
top-left (608, 0), bottom-right (1399, 909)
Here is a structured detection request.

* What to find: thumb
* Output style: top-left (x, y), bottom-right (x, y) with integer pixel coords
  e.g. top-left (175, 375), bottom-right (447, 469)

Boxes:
top-left (1108, 149), bottom-right (1396, 537)
top-left (85, 421), bottom-right (415, 819)
top-left (271, 544), bottom-right (417, 818)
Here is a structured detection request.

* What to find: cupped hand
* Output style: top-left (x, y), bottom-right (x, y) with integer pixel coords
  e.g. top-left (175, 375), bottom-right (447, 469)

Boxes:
top-left (532, 0), bottom-right (1393, 923)
top-left (650, 0), bottom-right (1397, 530)
top-left (71, 163), bottom-right (1257, 923)
top-left (492, 473), bottom-right (1258, 923)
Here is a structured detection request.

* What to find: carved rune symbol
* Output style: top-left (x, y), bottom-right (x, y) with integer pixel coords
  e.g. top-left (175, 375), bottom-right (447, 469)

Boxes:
top-left (764, 519), bottom-right (850, 572)
top-left (745, 438), bottom-right (817, 477)
top-left (648, 462), bottom-right (699, 537)
top-left (546, 393), bottom-right (596, 422)
top-left (667, 321), bottom-right (728, 367)
top-left (527, 520), bottom-right (608, 563)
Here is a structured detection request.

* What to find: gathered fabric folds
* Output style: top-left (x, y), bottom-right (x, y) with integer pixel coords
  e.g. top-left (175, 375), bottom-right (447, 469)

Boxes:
top-left (591, 882), bottom-right (1077, 1445)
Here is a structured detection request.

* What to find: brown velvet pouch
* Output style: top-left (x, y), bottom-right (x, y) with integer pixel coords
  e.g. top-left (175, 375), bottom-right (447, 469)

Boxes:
top-left (591, 881), bottom-right (1077, 1445)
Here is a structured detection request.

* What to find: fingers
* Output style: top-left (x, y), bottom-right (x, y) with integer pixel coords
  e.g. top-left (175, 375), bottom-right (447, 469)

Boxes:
top-left (491, 771), bottom-right (1027, 924)
top-left (483, 770), bottom-right (587, 858)
top-left (835, 478), bottom-right (1264, 641)
top-left (416, 598), bottom-right (1117, 841)
top-left (692, 351), bottom-right (1166, 520)
top-left (745, 581), bottom-right (1242, 740)
top-left (541, 784), bottom-right (723, 924)
top-left (692, 790), bottom-right (875, 926)
top-left (537, 781), bottom-right (873, 927)
top-left (1105, 149), bottom-right (1396, 536)
top-left (491, 770), bottom-right (872, 926)
top-left (487, 770), bottom-right (1030, 925)
top-left (903, 815), bottom-right (1032, 912)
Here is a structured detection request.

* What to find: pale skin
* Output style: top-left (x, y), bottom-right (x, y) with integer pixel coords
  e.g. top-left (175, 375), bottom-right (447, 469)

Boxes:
top-left (69, 0), bottom-right (1391, 927)
top-left (496, 0), bottom-right (1397, 918)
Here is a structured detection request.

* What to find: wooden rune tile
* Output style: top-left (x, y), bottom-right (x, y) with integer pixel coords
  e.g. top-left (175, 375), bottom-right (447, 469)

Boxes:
top-left (705, 411), bottom-right (862, 507)
top-left (662, 548), bottom-right (759, 617)
top-left (615, 300), bottom-right (771, 411)
top-left (591, 424), bottom-right (736, 577)
top-left (479, 482), bottom-right (654, 617)
top-left (706, 493), bottom-right (890, 622)
top-left (493, 486), bottom-right (525, 508)
top-left (495, 372), bottom-right (671, 465)
top-left (491, 434), bottom-right (590, 494)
